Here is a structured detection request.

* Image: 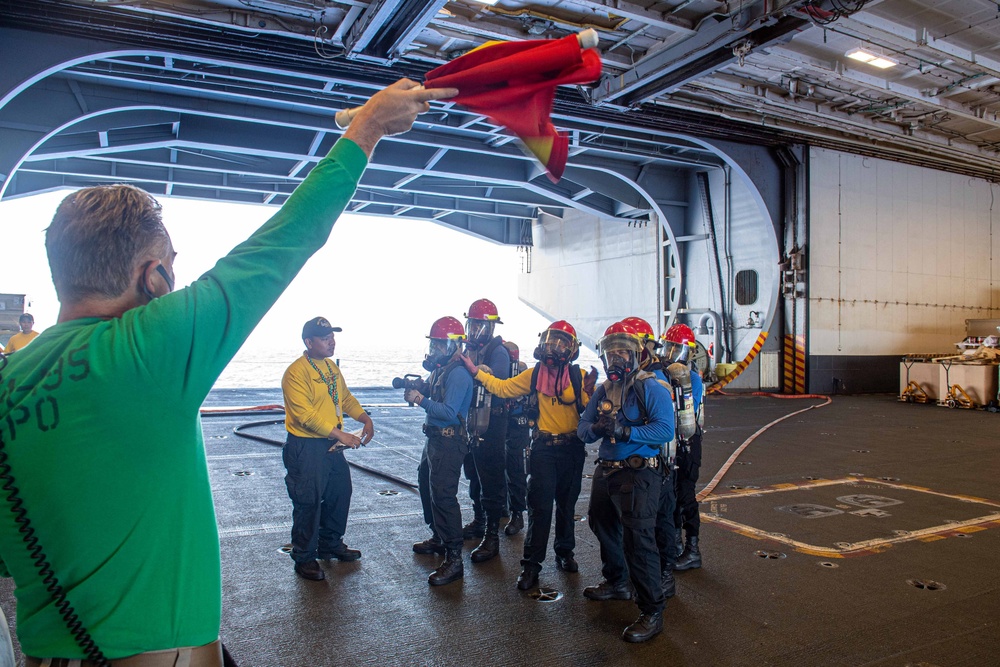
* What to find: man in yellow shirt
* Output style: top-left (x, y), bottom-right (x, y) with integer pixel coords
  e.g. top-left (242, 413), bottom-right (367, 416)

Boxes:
top-left (281, 316), bottom-right (374, 581)
top-left (2, 314), bottom-right (39, 354)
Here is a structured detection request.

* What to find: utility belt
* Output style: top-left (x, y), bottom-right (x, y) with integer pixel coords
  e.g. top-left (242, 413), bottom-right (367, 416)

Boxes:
top-left (531, 432), bottom-right (581, 447)
top-left (422, 423), bottom-right (465, 439)
top-left (27, 639), bottom-right (223, 667)
top-left (597, 455), bottom-right (660, 470)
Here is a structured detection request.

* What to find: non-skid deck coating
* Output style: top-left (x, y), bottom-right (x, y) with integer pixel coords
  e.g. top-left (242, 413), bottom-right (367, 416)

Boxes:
top-left (2, 391), bottom-right (998, 666)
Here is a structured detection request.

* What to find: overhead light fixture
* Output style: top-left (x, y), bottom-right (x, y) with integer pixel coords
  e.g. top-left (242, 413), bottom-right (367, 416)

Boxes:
top-left (846, 47), bottom-right (896, 69)
top-left (467, 0), bottom-right (502, 5)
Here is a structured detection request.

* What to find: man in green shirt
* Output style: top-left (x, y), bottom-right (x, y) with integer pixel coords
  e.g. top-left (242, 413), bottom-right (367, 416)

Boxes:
top-left (0, 79), bottom-right (455, 666)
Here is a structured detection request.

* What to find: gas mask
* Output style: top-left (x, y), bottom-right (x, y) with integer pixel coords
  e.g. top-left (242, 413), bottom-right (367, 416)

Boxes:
top-left (601, 347), bottom-right (636, 384)
top-left (423, 338), bottom-right (457, 372)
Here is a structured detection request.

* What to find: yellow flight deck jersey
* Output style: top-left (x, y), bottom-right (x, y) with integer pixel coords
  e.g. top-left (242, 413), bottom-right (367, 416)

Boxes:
top-left (476, 365), bottom-right (589, 436)
top-left (2, 330), bottom-right (39, 353)
top-left (283, 354), bottom-right (366, 438)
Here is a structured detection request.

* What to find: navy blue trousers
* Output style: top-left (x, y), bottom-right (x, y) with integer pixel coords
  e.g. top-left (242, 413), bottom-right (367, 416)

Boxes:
top-left (418, 431), bottom-right (469, 550)
top-left (673, 431), bottom-right (703, 537)
top-left (505, 423), bottom-right (529, 514)
top-left (283, 433), bottom-right (352, 563)
top-left (589, 464), bottom-right (665, 614)
top-left (522, 442), bottom-right (586, 567)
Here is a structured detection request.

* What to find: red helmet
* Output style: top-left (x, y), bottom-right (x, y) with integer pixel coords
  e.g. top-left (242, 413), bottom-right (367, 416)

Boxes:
top-left (598, 321), bottom-right (641, 383)
top-left (465, 298), bottom-right (503, 323)
top-left (548, 320), bottom-right (577, 338)
top-left (621, 316), bottom-right (656, 344)
top-left (428, 316), bottom-right (466, 341)
top-left (425, 316), bottom-right (466, 371)
top-left (533, 320), bottom-right (579, 365)
top-left (661, 323), bottom-right (697, 365)
top-left (465, 298), bottom-right (502, 349)
top-left (506, 341), bottom-right (520, 362)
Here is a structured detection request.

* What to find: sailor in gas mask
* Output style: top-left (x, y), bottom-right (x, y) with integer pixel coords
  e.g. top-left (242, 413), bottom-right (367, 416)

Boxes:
top-left (409, 316), bottom-right (474, 586)
top-left (578, 321), bottom-right (675, 643)
top-left (460, 320), bottom-right (596, 591)
top-left (622, 315), bottom-right (679, 596)
top-left (458, 298), bottom-right (510, 563)
top-left (659, 324), bottom-right (705, 571)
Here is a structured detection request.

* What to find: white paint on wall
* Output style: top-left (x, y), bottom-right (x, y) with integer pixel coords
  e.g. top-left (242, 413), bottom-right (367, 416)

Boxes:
top-left (518, 210), bottom-right (658, 349)
top-left (810, 148), bottom-right (1000, 355)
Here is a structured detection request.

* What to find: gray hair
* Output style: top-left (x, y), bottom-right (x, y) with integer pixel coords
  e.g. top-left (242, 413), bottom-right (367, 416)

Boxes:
top-left (46, 184), bottom-right (170, 301)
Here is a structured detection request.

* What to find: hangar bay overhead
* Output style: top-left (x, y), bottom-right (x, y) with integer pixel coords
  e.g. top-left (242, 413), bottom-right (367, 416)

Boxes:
top-left (2, 0), bottom-right (1000, 370)
top-left (3, 0), bottom-right (999, 221)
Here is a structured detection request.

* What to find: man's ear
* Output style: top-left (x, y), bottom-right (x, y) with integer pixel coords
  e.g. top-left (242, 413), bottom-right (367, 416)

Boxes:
top-left (137, 260), bottom-right (158, 301)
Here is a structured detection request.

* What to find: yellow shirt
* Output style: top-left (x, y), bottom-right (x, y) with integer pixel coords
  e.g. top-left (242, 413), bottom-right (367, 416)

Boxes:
top-left (282, 354), bottom-right (365, 438)
top-left (476, 365), bottom-right (589, 436)
top-left (3, 330), bottom-right (39, 354)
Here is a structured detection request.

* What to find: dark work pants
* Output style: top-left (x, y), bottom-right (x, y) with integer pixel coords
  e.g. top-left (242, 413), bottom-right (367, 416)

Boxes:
top-left (417, 431), bottom-right (469, 550)
top-left (283, 433), bottom-right (352, 563)
top-left (471, 430), bottom-right (508, 525)
top-left (522, 442), bottom-right (586, 567)
top-left (673, 431), bottom-right (703, 537)
top-left (655, 462), bottom-right (678, 568)
top-left (589, 464), bottom-right (665, 615)
top-left (505, 424), bottom-right (529, 514)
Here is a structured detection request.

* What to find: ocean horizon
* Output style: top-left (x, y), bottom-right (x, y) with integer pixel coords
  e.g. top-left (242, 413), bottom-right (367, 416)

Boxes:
top-left (214, 344), bottom-right (602, 390)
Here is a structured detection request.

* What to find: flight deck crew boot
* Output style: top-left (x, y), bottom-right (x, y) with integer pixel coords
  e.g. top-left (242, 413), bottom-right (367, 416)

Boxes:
top-left (428, 548), bottom-right (464, 586)
top-left (463, 517), bottom-right (486, 540)
top-left (622, 612), bottom-right (663, 643)
top-left (661, 568), bottom-right (676, 598)
top-left (516, 563), bottom-right (541, 591)
top-left (471, 521), bottom-right (501, 563)
top-left (674, 535), bottom-right (701, 571)
top-left (504, 511), bottom-right (524, 536)
top-left (413, 536), bottom-right (447, 555)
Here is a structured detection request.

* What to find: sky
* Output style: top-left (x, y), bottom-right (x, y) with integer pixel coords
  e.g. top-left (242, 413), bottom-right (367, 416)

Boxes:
top-left (0, 190), bottom-right (583, 386)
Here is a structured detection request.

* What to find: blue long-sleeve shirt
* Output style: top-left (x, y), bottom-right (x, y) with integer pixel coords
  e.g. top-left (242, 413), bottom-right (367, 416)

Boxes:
top-left (472, 336), bottom-right (510, 380)
top-left (421, 366), bottom-right (473, 428)
top-left (578, 377), bottom-right (675, 460)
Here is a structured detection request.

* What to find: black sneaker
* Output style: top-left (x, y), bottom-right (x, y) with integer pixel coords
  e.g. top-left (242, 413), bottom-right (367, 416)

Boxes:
top-left (294, 560), bottom-right (325, 581)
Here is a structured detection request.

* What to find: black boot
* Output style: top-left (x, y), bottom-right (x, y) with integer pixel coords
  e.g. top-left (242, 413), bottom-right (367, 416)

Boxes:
top-left (674, 535), bottom-right (701, 571)
top-left (674, 529), bottom-right (684, 560)
top-left (428, 549), bottom-right (464, 586)
top-left (516, 563), bottom-right (541, 590)
top-left (412, 535), bottom-right (446, 555)
top-left (622, 612), bottom-right (663, 643)
top-left (583, 580), bottom-right (634, 601)
top-left (471, 521), bottom-right (501, 563)
top-left (661, 568), bottom-right (676, 599)
top-left (504, 511), bottom-right (524, 536)
top-left (462, 517), bottom-right (486, 540)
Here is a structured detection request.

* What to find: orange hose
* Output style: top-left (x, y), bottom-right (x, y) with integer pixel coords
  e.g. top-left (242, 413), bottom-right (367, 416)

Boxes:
top-left (696, 394), bottom-right (832, 501)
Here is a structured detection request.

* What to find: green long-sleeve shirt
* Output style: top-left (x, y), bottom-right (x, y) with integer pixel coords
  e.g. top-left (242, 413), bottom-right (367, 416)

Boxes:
top-left (0, 138), bottom-right (367, 659)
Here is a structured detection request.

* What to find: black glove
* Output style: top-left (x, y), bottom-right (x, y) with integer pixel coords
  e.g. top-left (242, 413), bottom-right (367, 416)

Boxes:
top-left (611, 423), bottom-right (631, 443)
top-left (591, 416), bottom-right (614, 438)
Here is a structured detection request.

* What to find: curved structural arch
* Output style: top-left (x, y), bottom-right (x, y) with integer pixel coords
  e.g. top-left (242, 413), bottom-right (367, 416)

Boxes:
top-left (0, 29), bottom-right (781, 379)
